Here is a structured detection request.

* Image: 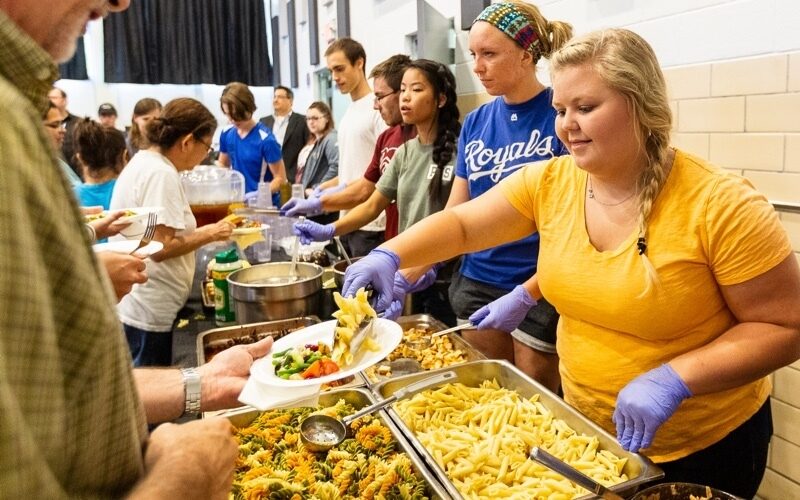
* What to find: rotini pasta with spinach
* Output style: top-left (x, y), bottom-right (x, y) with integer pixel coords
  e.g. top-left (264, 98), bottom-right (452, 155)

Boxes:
top-left (231, 399), bottom-right (431, 499)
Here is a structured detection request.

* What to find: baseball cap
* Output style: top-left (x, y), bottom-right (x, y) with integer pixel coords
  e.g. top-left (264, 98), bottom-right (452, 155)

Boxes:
top-left (98, 103), bottom-right (117, 116)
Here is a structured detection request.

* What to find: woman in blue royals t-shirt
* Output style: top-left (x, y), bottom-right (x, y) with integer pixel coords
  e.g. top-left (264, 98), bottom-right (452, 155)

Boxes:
top-left (446, 2), bottom-right (573, 392)
top-left (217, 82), bottom-right (286, 205)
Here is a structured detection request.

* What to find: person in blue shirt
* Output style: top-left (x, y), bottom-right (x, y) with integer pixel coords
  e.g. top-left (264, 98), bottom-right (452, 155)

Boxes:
top-left (389, 2), bottom-right (573, 393)
top-left (73, 117), bottom-right (126, 210)
top-left (217, 82), bottom-right (287, 206)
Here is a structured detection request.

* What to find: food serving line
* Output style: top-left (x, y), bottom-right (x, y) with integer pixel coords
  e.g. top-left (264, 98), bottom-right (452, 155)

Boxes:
top-left (170, 243), bottom-right (734, 499)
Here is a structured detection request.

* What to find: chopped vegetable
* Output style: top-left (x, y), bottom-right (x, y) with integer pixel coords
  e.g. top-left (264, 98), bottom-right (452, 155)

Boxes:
top-left (271, 341), bottom-right (337, 380)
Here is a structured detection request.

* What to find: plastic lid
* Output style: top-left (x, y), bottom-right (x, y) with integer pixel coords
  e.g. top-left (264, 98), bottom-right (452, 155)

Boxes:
top-left (215, 248), bottom-right (239, 264)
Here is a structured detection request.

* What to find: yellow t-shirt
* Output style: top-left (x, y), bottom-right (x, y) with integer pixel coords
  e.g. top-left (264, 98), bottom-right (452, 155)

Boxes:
top-left (499, 149), bottom-right (790, 462)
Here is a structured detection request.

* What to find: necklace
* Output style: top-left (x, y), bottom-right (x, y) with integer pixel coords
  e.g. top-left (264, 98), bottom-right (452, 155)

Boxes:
top-left (587, 175), bottom-right (636, 207)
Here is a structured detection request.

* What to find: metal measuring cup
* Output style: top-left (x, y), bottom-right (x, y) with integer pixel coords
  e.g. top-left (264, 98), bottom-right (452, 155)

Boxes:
top-left (299, 370), bottom-right (457, 452)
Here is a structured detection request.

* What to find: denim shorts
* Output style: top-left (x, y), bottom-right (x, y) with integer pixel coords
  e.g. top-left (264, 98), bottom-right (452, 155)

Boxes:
top-left (448, 270), bottom-right (558, 353)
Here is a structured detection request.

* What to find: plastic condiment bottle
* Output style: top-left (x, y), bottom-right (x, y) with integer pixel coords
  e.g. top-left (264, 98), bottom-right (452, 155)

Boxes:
top-left (211, 248), bottom-right (244, 325)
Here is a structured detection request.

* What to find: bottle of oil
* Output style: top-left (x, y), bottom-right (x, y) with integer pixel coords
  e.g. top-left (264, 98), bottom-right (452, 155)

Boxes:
top-left (279, 180), bottom-right (292, 207)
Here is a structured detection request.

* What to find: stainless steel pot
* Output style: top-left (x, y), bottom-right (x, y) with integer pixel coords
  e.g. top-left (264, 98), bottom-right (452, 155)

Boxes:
top-left (630, 482), bottom-right (742, 500)
top-left (228, 262), bottom-right (323, 323)
top-left (332, 256), bottom-right (363, 289)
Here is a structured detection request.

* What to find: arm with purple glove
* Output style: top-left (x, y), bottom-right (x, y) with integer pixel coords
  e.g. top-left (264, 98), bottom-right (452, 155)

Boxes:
top-left (383, 264), bottom-right (442, 320)
top-left (282, 196), bottom-right (323, 217)
top-left (613, 364), bottom-right (692, 452)
top-left (292, 219), bottom-right (335, 245)
top-left (279, 184), bottom-right (347, 217)
top-left (342, 248), bottom-right (400, 313)
top-left (468, 280), bottom-right (539, 332)
top-left (311, 183), bottom-right (347, 199)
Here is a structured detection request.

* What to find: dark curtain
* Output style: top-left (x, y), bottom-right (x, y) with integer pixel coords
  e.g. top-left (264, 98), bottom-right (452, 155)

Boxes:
top-left (104, 0), bottom-right (271, 86)
top-left (59, 37), bottom-right (88, 80)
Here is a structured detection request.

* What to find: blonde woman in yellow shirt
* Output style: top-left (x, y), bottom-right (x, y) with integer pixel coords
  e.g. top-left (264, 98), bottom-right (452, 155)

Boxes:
top-left (342, 29), bottom-right (800, 498)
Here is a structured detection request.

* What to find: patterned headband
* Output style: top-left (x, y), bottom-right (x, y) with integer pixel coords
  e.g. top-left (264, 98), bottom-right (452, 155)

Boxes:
top-left (473, 2), bottom-right (543, 60)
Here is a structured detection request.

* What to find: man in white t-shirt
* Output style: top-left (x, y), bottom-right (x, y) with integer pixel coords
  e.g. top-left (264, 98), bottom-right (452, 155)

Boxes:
top-left (320, 37), bottom-right (388, 257)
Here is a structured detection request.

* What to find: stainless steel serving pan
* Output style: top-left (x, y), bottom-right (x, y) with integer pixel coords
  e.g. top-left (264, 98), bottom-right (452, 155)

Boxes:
top-left (196, 316), bottom-right (321, 365)
top-left (225, 388), bottom-right (449, 499)
top-left (373, 359), bottom-right (664, 500)
top-left (362, 314), bottom-right (486, 387)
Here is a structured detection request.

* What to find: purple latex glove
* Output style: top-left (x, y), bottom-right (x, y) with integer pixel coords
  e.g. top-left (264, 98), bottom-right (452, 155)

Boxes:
top-left (468, 285), bottom-right (537, 332)
top-left (383, 299), bottom-right (404, 320)
top-left (312, 183), bottom-right (346, 199)
top-left (386, 268), bottom-right (438, 321)
top-left (244, 191), bottom-right (258, 205)
top-left (612, 364), bottom-right (692, 452)
top-left (394, 267), bottom-right (439, 296)
top-left (281, 197), bottom-right (322, 217)
top-left (341, 248), bottom-right (400, 312)
top-left (292, 220), bottom-right (335, 245)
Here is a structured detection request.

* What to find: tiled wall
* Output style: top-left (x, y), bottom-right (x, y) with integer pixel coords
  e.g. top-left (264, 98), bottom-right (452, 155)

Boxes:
top-left (667, 52), bottom-right (800, 499)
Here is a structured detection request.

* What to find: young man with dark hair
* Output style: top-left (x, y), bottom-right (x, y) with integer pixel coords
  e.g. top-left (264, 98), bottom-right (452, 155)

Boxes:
top-left (260, 85), bottom-right (309, 182)
top-left (313, 37), bottom-right (388, 257)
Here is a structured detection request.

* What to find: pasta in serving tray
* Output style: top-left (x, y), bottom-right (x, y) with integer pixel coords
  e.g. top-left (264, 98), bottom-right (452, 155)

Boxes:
top-left (231, 398), bottom-right (432, 499)
top-left (394, 380), bottom-right (628, 500)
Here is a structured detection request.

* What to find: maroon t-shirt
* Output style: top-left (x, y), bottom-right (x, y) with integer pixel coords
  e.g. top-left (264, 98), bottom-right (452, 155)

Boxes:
top-left (363, 124), bottom-right (417, 240)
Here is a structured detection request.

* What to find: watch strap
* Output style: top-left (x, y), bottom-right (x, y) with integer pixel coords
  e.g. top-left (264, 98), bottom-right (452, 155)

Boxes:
top-left (180, 367), bottom-right (202, 415)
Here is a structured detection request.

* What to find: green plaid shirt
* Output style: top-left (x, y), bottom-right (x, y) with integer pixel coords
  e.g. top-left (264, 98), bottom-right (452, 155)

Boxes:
top-left (0, 11), bottom-right (147, 498)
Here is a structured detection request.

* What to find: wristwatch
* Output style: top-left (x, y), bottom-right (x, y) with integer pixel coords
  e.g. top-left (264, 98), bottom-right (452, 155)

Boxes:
top-left (180, 367), bottom-right (202, 415)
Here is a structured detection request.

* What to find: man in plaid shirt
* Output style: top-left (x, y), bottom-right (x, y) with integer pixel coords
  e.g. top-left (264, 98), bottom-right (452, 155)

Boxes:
top-left (0, 1), bottom-right (273, 497)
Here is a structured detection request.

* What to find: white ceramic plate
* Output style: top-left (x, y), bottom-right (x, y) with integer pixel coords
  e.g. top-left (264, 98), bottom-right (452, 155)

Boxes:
top-left (100, 207), bottom-right (162, 239)
top-left (93, 240), bottom-right (164, 258)
top-left (250, 319), bottom-right (402, 387)
top-left (232, 224), bottom-right (267, 235)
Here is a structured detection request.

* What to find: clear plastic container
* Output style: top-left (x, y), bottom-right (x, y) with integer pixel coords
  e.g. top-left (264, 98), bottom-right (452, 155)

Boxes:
top-left (242, 225), bottom-right (272, 264)
top-left (256, 182), bottom-right (273, 208)
top-left (181, 165), bottom-right (245, 226)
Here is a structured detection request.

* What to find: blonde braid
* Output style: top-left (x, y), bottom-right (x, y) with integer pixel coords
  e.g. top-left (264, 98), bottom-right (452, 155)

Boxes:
top-left (636, 134), bottom-right (670, 292)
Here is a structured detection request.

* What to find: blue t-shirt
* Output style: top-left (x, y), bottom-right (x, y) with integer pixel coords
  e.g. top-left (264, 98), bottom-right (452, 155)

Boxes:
top-left (455, 89), bottom-right (568, 289)
top-left (75, 179), bottom-right (116, 209)
top-left (219, 122), bottom-right (283, 193)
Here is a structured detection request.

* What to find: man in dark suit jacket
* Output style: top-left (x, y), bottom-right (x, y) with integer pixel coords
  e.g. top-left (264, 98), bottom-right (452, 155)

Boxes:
top-left (260, 85), bottom-right (309, 183)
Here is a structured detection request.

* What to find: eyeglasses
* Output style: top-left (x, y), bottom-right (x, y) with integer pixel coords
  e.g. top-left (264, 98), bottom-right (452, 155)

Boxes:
top-left (306, 115), bottom-right (325, 122)
top-left (197, 137), bottom-right (214, 154)
top-left (44, 120), bottom-right (66, 130)
top-left (374, 90), bottom-right (398, 104)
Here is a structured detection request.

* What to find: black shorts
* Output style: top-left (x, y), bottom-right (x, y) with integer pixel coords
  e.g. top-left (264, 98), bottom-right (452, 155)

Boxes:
top-left (448, 270), bottom-right (558, 353)
top-left (340, 230), bottom-right (384, 258)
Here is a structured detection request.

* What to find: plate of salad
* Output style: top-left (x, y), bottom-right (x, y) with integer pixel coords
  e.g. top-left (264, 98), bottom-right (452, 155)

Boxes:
top-left (250, 319), bottom-right (402, 387)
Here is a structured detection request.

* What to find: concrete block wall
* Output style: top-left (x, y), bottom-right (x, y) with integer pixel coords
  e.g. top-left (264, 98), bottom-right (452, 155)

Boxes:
top-left (666, 53), bottom-right (800, 498)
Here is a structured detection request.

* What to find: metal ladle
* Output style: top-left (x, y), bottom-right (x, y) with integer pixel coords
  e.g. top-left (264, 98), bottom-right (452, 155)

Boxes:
top-left (300, 370), bottom-right (456, 452)
top-left (529, 447), bottom-right (624, 500)
top-left (286, 216), bottom-right (305, 282)
top-left (333, 235), bottom-right (352, 266)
